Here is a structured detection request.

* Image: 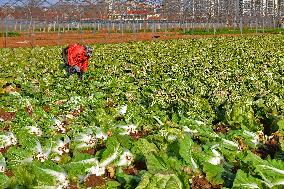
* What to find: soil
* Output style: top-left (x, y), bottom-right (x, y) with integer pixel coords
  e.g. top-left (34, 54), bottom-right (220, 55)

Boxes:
top-left (25, 106), bottom-right (33, 116)
top-left (0, 125), bottom-right (10, 132)
top-left (3, 84), bottom-right (19, 93)
top-left (81, 142), bottom-right (106, 156)
top-left (122, 160), bottom-right (147, 176)
top-left (191, 176), bottom-right (213, 189)
top-left (43, 105), bottom-right (51, 112)
top-left (0, 109), bottom-right (16, 121)
top-left (69, 181), bottom-right (79, 189)
top-left (133, 160), bottom-right (147, 171)
top-left (81, 148), bottom-right (96, 156)
top-left (213, 123), bottom-right (230, 134)
top-left (191, 176), bottom-right (222, 189)
top-left (129, 130), bottom-right (149, 140)
top-left (253, 132), bottom-right (281, 159)
top-left (71, 106), bottom-right (84, 117)
top-left (0, 31), bottom-right (269, 48)
top-left (123, 166), bottom-right (138, 175)
top-left (4, 170), bottom-right (14, 177)
top-left (0, 147), bottom-right (8, 154)
top-left (84, 175), bottom-right (106, 188)
top-left (259, 117), bottom-right (279, 136)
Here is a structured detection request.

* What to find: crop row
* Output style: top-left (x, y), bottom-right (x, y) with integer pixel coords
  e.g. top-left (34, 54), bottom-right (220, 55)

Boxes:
top-left (0, 36), bottom-right (283, 188)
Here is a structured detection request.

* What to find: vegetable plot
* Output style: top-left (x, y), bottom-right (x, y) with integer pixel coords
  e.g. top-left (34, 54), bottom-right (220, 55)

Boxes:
top-left (0, 36), bottom-right (283, 189)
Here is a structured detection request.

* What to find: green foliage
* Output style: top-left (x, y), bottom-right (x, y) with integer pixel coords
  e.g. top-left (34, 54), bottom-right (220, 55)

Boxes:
top-left (136, 172), bottom-right (183, 189)
top-left (0, 31), bottom-right (20, 37)
top-left (0, 174), bottom-right (10, 188)
top-left (203, 162), bottom-right (224, 185)
top-left (0, 35), bottom-right (283, 188)
top-left (183, 27), bottom-right (284, 35)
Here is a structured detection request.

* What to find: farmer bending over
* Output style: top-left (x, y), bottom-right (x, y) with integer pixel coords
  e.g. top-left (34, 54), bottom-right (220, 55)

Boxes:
top-left (62, 44), bottom-right (93, 80)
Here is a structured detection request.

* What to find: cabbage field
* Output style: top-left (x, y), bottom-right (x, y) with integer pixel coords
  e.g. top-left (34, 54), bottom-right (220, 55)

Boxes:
top-left (0, 36), bottom-right (283, 189)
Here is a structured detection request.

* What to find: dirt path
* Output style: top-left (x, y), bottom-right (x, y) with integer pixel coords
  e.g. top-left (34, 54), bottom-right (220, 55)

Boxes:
top-left (0, 31), bottom-right (269, 48)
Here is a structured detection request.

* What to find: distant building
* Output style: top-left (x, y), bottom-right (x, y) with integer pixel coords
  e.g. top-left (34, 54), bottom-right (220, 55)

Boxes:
top-left (242, 0), bottom-right (279, 16)
top-left (0, 0), bottom-right (283, 24)
top-left (107, 0), bottom-right (161, 20)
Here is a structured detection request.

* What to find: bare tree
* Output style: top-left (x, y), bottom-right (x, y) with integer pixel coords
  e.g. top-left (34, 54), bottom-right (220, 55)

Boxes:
top-left (161, 0), bottom-right (182, 20)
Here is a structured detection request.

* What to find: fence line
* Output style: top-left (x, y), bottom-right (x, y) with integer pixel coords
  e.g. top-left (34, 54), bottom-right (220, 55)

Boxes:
top-left (2, 19), bottom-right (270, 33)
top-left (2, 18), bottom-right (284, 48)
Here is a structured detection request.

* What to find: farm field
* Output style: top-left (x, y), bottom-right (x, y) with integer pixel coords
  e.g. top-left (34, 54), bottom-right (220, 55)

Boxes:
top-left (0, 31), bottom-right (180, 48)
top-left (0, 36), bottom-right (283, 188)
top-left (0, 30), bottom-right (268, 48)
